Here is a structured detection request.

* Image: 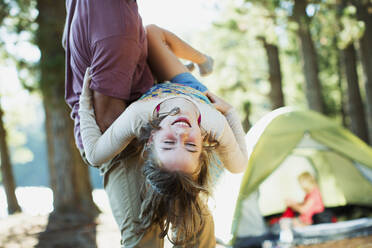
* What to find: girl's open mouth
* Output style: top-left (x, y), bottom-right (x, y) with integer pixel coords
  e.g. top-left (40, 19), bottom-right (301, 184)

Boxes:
top-left (172, 117), bottom-right (191, 127)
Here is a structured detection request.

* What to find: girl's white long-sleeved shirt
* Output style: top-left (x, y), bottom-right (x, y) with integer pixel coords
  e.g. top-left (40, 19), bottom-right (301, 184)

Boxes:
top-left (78, 78), bottom-right (248, 174)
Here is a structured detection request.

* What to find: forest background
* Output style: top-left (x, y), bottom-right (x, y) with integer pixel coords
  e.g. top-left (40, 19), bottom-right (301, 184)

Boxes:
top-left (0, 0), bottom-right (371, 245)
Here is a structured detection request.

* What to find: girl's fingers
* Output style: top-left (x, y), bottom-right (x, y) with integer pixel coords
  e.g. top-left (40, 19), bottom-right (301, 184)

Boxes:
top-left (205, 91), bottom-right (217, 103)
top-left (82, 67), bottom-right (93, 96)
top-left (205, 91), bottom-right (221, 111)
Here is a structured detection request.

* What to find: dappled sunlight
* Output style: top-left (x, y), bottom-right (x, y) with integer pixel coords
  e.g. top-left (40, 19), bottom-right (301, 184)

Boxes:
top-left (138, 0), bottom-right (220, 34)
top-left (0, 187), bottom-right (113, 219)
top-left (210, 171), bottom-right (244, 243)
top-left (1, 0), bottom-right (371, 247)
top-left (0, 187), bottom-right (121, 248)
top-left (0, 186), bottom-right (52, 219)
top-left (0, 213), bottom-right (48, 248)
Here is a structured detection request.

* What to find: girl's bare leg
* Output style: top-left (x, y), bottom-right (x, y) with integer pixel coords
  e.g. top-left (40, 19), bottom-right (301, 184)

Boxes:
top-left (146, 24), bottom-right (208, 81)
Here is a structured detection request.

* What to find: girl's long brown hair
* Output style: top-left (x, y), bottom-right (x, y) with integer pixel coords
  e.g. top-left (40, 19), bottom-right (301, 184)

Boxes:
top-left (135, 110), bottom-right (219, 245)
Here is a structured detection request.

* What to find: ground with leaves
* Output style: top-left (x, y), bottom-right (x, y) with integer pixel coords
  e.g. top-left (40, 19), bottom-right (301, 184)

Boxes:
top-left (0, 212), bottom-right (120, 248)
top-left (0, 212), bottom-right (371, 248)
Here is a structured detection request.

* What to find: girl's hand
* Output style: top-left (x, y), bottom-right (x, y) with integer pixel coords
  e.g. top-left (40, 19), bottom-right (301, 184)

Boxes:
top-left (82, 67), bottom-right (93, 97)
top-left (205, 91), bottom-right (233, 115)
top-left (79, 67), bottom-right (94, 111)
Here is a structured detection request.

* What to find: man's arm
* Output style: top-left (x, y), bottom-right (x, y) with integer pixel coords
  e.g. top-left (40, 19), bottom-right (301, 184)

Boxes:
top-left (93, 91), bottom-right (127, 133)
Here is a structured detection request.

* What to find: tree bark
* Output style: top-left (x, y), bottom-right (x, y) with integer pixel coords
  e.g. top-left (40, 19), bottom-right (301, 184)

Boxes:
top-left (356, 2), bottom-right (372, 145)
top-left (336, 0), bottom-right (348, 128)
top-left (36, 0), bottom-right (99, 217)
top-left (337, 50), bottom-right (347, 128)
top-left (293, 0), bottom-right (325, 113)
top-left (43, 102), bottom-right (56, 194)
top-left (0, 100), bottom-right (21, 214)
top-left (260, 38), bottom-right (285, 110)
top-left (242, 101), bottom-right (252, 133)
top-left (341, 43), bottom-right (369, 142)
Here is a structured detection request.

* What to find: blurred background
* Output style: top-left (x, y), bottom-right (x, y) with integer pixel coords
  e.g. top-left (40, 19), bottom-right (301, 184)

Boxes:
top-left (0, 0), bottom-right (371, 247)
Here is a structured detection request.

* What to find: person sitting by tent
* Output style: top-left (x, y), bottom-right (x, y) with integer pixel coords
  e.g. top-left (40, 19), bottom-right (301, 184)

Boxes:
top-left (284, 172), bottom-right (325, 227)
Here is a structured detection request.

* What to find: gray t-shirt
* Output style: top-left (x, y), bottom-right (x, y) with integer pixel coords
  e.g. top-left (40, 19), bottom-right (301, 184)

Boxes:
top-left (65, 0), bottom-right (154, 149)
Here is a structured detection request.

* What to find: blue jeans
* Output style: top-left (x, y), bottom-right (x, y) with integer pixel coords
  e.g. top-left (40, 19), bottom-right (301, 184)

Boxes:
top-left (170, 72), bottom-right (208, 92)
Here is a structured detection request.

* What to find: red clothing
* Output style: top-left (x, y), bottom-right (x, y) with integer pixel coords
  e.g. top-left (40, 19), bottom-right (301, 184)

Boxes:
top-left (299, 187), bottom-right (324, 224)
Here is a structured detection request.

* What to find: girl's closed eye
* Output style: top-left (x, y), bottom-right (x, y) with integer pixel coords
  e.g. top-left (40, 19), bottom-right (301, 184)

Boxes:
top-left (164, 140), bottom-right (175, 144)
top-left (185, 143), bottom-right (198, 153)
top-left (186, 142), bottom-right (196, 147)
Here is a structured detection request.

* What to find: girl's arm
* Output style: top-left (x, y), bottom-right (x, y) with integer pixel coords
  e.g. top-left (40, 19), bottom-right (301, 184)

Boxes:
top-left (205, 91), bottom-right (248, 173)
top-left (78, 68), bottom-right (148, 166)
top-left (286, 198), bottom-right (315, 214)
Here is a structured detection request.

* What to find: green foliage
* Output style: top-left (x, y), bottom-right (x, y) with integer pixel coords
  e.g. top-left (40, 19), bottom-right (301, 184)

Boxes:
top-left (309, 4), bottom-right (342, 116)
top-left (338, 5), bottom-right (364, 49)
top-left (0, 0), bottom-right (10, 25)
top-left (197, 0), bottom-right (368, 124)
top-left (0, 86), bottom-right (39, 165)
top-left (0, 0), bottom-right (66, 179)
top-left (5, 0), bottom-right (37, 32)
top-left (0, 0), bottom-right (43, 168)
top-left (1, 0), bottom-right (40, 92)
top-left (194, 0), bottom-right (298, 121)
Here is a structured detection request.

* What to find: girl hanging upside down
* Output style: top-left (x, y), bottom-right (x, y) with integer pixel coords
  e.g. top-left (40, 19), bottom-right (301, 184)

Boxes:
top-left (79, 24), bottom-right (248, 246)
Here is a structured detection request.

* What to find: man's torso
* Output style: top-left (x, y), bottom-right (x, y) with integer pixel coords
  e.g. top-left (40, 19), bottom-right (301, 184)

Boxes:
top-left (65, 0), bottom-right (154, 149)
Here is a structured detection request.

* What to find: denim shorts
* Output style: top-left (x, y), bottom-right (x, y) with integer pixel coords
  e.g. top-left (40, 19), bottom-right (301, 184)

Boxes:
top-left (170, 72), bottom-right (208, 92)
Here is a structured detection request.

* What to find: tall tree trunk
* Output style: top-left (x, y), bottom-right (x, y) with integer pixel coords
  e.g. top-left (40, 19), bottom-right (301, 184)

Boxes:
top-left (342, 43), bottom-right (369, 142)
top-left (0, 100), bottom-right (21, 214)
top-left (293, 0), bottom-right (325, 113)
top-left (336, 0), bottom-right (348, 128)
top-left (337, 50), bottom-right (347, 127)
top-left (43, 102), bottom-right (56, 194)
top-left (242, 101), bottom-right (252, 133)
top-left (259, 38), bottom-right (285, 110)
top-left (356, 2), bottom-right (372, 145)
top-left (36, 0), bottom-right (98, 217)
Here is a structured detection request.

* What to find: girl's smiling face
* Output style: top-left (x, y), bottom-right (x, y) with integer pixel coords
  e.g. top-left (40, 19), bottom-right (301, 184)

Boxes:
top-left (150, 102), bottom-right (203, 174)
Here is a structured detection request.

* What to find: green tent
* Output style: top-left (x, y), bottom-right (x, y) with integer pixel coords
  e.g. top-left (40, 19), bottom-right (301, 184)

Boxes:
top-left (229, 107), bottom-right (372, 244)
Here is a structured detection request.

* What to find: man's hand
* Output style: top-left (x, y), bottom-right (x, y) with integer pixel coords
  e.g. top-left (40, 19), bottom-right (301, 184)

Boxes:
top-left (93, 91), bottom-right (127, 133)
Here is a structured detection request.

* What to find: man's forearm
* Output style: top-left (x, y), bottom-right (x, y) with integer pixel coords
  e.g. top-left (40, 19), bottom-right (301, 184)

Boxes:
top-left (93, 91), bottom-right (127, 133)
